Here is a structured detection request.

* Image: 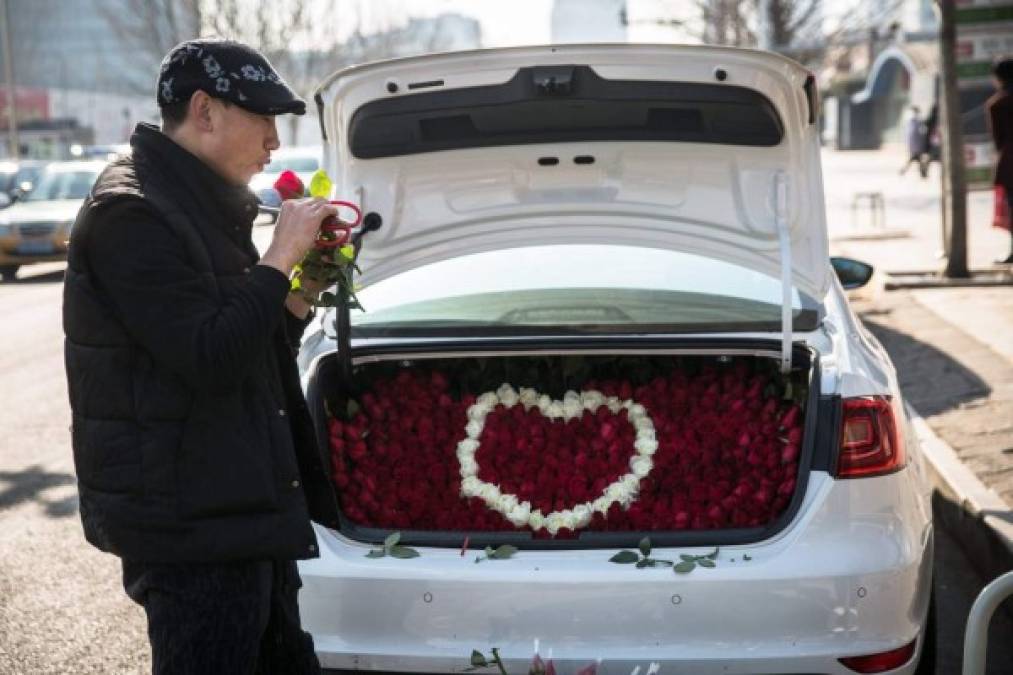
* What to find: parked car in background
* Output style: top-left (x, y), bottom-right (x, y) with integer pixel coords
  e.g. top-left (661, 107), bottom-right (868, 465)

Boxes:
top-left (0, 159), bottom-right (48, 205)
top-left (71, 143), bottom-right (131, 162)
top-left (294, 45), bottom-right (935, 674)
top-left (0, 160), bottom-right (105, 280)
top-left (249, 145), bottom-right (321, 221)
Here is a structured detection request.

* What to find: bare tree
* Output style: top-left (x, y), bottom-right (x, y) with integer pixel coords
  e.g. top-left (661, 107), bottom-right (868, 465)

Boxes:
top-left (95, 0), bottom-right (202, 94)
top-left (96, 0), bottom-right (337, 97)
top-left (97, 0), bottom-right (471, 142)
top-left (680, 0), bottom-right (908, 68)
top-left (696, 0), bottom-right (755, 48)
top-left (760, 0), bottom-right (822, 51)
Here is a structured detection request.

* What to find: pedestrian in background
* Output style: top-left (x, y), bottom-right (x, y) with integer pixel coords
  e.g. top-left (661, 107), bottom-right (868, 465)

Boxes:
top-left (899, 105), bottom-right (929, 178)
top-left (987, 56), bottom-right (1013, 263)
top-left (922, 103), bottom-right (940, 170)
top-left (63, 38), bottom-right (339, 673)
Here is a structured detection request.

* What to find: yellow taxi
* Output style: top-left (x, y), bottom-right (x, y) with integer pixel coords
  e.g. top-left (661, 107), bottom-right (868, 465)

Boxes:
top-left (0, 161), bottom-right (105, 281)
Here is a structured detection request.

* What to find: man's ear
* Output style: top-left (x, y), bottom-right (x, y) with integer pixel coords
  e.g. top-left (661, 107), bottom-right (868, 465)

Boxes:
top-left (188, 90), bottom-right (215, 132)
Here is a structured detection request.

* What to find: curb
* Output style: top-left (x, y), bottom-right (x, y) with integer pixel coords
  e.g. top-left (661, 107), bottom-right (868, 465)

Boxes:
top-left (907, 404), bottom-right (1013, 587)
top-left (830, 228), bottom-right (911, 242)
top-left (884, 269), bottom-right (1013, 290)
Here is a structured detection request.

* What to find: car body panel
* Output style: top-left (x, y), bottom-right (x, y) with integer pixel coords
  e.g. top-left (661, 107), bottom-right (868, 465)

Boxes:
top-left (300, 469), bottom-right (932, 673)
top-left (314, 44), bottom-right (831, 300)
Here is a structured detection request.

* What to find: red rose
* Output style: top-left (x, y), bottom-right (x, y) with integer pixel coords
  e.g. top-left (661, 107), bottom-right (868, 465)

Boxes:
top-left (273, 169), bottom-right (305, 200)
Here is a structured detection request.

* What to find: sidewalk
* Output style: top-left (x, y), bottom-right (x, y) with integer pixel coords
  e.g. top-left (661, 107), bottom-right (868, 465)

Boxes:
top-left (824, 145), bottom-right (1010, 274)
top-left (822, 146), bottom-right (1013, 579)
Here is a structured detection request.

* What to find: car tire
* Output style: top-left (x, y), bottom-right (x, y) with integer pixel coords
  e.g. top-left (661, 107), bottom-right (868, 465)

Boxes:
top-left (0, 265), bottom-right (18, 281)
top-left (913, 585), bottom-right (937, 674)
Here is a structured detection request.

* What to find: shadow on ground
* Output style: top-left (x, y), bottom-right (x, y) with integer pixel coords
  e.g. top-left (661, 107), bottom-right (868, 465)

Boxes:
top-left (0, 464), bottom-right (78, 518)
top-left (933, 511), bottom-right (1013, 674)
top-left (859, 316), bottom-right (990, 417)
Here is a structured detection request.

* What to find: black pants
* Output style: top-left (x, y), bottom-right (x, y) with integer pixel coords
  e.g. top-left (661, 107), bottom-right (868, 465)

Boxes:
top-left (122, 558), bottom-right (321, 675)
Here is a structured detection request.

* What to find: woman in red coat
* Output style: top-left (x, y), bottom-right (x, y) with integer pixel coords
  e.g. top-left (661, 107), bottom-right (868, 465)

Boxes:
top-left (987, 57), bottom-right (1013, 263)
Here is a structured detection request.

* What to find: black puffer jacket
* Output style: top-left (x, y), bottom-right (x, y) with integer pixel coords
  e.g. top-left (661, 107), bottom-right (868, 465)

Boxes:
top-left (63, 123), bottom-right (339, 563)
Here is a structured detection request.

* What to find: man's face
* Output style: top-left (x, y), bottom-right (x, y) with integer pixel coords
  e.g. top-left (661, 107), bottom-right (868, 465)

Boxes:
top-left (204, 99), bottom-right (280, 186)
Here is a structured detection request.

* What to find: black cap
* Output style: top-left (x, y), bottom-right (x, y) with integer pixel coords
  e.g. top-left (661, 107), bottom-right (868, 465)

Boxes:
top-left (157, 39), bottom-right (306, 115)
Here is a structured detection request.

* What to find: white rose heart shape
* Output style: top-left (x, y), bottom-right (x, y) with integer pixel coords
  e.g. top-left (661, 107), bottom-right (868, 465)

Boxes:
top-left (457, 384), bottom-right (658, 535)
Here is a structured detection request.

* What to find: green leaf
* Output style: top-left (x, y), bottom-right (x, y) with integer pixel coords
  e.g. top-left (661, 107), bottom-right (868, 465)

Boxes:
top-left (609, 550), bottom-right (640, 564)
top-left (638, 536), bottom-right (652, 557)
top-left (384, 531), bottom-right (401, 551)
top-left (704, 547), bottom-right (720, 560)
top-left (346, 399), bottom-right (361, 418)
top-left (674, 561), bottom-right (696, 574)
top-left (484, 546), bottom-right (495, 557)
top-left (491, 545), bottom-right (517, 559)
top-left (365, 549), bottom-right (385, 558)
top-left (388, 545), bottom-right (420, 559)
top-left (470, 650), bottom-right (488, 667)
top-left (650, 558), bottom-right (674, 566)
top-left (635, 559), bottom-right (650, 569)
top-left (679, 554), bottom-right (697, 562)
top-left (697, 559), bottom-right (716, 568)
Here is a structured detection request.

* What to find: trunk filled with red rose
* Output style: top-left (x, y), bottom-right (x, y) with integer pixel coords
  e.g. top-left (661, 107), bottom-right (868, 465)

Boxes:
top-left (308, 343), bottom-right (823, 548)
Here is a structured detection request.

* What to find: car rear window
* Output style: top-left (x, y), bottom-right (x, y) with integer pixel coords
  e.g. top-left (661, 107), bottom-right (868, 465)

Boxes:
top-left (349, 65), bottom-right (784, 159)
top-left (348, 245), bottom-right (818, 337)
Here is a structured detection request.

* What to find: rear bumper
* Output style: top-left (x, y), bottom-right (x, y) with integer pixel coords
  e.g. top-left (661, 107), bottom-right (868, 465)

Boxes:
top-left (298, 471), bottom-right (934, 674)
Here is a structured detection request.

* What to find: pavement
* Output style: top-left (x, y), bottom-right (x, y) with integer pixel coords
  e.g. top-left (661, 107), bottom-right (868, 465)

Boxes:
top-left (823, 146), bottom-right (1013, 597)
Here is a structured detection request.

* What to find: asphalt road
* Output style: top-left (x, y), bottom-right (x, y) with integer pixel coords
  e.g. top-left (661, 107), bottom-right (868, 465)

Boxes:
top-left (0, 261), bottom-right (1010, 674)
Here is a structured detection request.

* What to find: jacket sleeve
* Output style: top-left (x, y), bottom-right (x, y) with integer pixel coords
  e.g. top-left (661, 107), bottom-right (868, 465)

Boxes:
top-left (284, 306), bottom-right (316, 350)
top-left (85, 198), bottom-right (291, 393)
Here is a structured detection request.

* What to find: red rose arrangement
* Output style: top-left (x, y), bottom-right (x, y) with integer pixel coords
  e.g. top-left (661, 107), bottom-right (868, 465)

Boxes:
top-left (328, 362), bottom-right (803, 537)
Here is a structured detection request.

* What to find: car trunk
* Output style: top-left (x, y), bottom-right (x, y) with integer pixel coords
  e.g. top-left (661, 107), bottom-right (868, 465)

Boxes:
top-left (305, 339), bottom-right (823, 549)
top-left (303, 45), bottom-right (833, 549)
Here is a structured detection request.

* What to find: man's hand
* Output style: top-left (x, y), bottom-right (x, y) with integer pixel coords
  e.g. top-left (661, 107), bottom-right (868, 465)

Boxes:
top-left (285, 276), bottom-right (329, 320)
top-left (258, 198), bottom-right (338, 276)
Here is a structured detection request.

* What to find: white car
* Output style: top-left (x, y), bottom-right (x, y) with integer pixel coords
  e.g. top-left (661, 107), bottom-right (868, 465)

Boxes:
top-left (295, 45), bottom-right (934, 675)
top-left (249, 145), bottom-right (322, 216)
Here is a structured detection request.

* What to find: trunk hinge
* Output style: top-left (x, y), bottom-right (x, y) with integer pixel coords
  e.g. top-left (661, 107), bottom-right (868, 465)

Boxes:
top-left (775, 171), bottom-right (793, 374)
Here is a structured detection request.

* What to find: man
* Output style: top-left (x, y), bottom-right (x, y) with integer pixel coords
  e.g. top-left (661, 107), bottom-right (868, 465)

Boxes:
top-left (986, 56), bottom-right (1013, 263)
top-left (63, 39), bottom-right (341, 673)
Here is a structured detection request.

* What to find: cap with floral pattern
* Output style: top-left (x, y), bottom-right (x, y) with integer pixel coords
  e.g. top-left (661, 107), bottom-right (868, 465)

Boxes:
top-left (156, 38), bottom-right (306, 115)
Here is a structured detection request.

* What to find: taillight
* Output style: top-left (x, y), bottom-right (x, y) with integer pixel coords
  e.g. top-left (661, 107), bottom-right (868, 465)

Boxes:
top-left (838, 639), bottom-right (916, 672)
top-left (835, 396), bottom-right (905, 478)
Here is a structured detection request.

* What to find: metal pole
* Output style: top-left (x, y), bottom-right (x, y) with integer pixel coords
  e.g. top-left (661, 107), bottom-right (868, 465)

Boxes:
top-left (0, 0), bottom-right (18, 160)
top-left (937, 0), bottom-right (968, 277)
top-left (962, 570), bottom-right (1013, 675)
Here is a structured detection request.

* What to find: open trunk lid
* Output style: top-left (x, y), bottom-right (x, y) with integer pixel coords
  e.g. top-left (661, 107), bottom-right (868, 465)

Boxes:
top-left (314, 43), bottom-right (830, 304)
